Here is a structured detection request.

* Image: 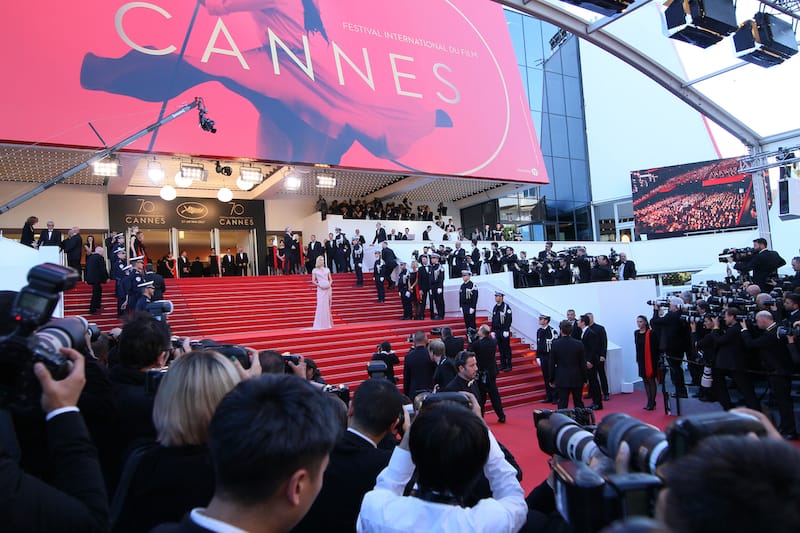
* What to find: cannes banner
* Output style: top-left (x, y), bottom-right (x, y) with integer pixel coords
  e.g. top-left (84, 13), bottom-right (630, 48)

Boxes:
top-left (1, 0), bottom-right (546, 183)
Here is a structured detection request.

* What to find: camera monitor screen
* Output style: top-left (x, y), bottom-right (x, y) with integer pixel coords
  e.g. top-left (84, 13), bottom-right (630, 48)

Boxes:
top-left (16, 291), bottom-right (52, 316)
top-left (630, 157), bottom-right (770, 240)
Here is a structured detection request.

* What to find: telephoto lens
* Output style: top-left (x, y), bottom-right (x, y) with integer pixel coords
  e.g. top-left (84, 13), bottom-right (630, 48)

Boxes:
top-left (536, 413), bottom-right (599, 463)
top-left (595, 413), bottom-right (669, 475)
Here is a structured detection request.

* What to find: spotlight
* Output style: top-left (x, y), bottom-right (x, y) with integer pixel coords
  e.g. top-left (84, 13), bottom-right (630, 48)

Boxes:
top-left (663, 0), bottom-right (738, 48)
top-left (558, 0), bottom-right (633, 17)
top-left (197, 100), bottom-right (217, 133)
top-left (174, 171), bottom-right (193, 188)
top-left (147, 159), bottom-right (164, 183)
top-left (316, 174), bottom-right (337, 188)
top-left (215, 160), bottom-right (233, 176)
top-left (236, 176), bottom-right (255, 191)
top-left (180, 162), bottom-right (207, 182)
top-left (733, 13), bottom-right (798, 68)
top-left (239, 165), bottom-right (263, 184)
top-left (93, 154), bottom-right (120, 177)
top-left (160, 185), bottom-right (177, 201)
top-left (285, 171), bottom-right (302, 191)
top-left (217, 187), bottom-right (233, 202)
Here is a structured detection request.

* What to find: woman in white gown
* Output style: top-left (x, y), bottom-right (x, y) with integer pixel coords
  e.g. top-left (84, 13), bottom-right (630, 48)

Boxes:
top-left (311, 255), bottom-right (333, 329)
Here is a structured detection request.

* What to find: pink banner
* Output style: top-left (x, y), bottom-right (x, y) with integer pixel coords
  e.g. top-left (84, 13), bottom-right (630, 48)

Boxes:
top-left (1, 0), bottom-right (547, 183)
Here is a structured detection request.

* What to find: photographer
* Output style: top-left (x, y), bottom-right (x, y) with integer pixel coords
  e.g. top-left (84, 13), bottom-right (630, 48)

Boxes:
top-left (709, 309), bottom-right (759, 410)
top-left (650, 298), bottom-right (689, 398)
top-left (573, 248), bottom-right (591, 284)
top-left (734, 238), bottom-right (786, 289)
top-left (0, 348), bottom-right (109, 532)
top-left (430, 340), bottom-right (457, 391)
top-left (590, 255), bottom-right (613, 283)
top-left (357, 394), bottom-right (527, 532)
top-left (371, 341), bottom-right (399, 384)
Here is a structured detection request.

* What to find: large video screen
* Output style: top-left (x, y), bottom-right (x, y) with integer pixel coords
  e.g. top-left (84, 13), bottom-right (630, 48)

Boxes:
top-left (0, 0), bottom-right (547, 184)
top-left (631, 157), bottom-right (760, 239)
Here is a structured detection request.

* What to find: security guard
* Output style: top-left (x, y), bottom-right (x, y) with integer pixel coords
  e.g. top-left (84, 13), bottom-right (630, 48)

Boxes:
top-left (459, 270), bottom-right (478, 330)
top-left (373, 251), bottom-right (386, 303)
top-left (125, 256), bottom-right (146, 316)
top-left (491, 291), bottom-right (513, 371)
top-left (397, 261), bottom-right (413, 319)
top-left (134, 280), bottom-right (155, 313)
top-left (116, 264), bottom-right (133, 317)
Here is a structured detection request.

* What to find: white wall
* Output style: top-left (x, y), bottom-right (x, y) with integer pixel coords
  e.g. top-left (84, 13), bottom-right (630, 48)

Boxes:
top-left (0, 183), bottom-right (109, 230)
top-left (264, 198), bottom-right (317, 232)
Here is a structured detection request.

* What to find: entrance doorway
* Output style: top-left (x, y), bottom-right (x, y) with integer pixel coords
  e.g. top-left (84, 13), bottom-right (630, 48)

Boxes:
top-left (218, 229), bottom-right (257, 276)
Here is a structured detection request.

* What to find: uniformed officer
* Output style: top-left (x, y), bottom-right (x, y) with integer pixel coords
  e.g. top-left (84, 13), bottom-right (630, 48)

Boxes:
top-left (397, 261), bottom-right (413, 320)
top-left (373, 251), bottom-right (386, 303)
top-left (459, 270), bottom-right (478, 330)
top-left (116, 264), bottom-right (133, 317)
top-left (491, 291), bottom-right (513, 371)
top-left (351, 238), bottom-right (364, 286)
top-left (134, 280), bottom-right (155, 313)
top-left (536, 315), bottom-right (559, 403)
top-left (125, 256), bottom-right (146, 317)
top-left (416, 254), bottom-right (431, 320)
top-left (429, 253), bottom-right (445, 320)
top-left (111, 247), bottom-right (127, 281)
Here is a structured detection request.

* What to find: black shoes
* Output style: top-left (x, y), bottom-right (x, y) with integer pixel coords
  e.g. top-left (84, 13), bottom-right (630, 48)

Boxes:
top-left (643, 405), bottom-right (655, 411)
top-left (603, 394), bottom-right (610, 402)
top-left (588, 404), bottom-right (603, 411)
top-left (498, 416), bottom-right (506, 423)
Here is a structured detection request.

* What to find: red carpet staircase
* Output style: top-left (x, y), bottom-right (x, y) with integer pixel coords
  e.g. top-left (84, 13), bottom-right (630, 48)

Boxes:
top-left (64, 273), bottom-right (545, 409)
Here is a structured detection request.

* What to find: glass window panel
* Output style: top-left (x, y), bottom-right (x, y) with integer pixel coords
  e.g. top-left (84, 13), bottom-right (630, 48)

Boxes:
top-left (561, 37), bottom-right (581, 78)
top-left (549, 115), bottom-right (570, 159)
top-left (505, 11), bottom-right (526, 67)
top-left (527, 67), bottom-right (544, 112)
top-left (567, 116), bottom-right (587, 159)
top-left (544, 71), bottom-right (565, 116)
top-left (570, 159), bottom-right (591, 204)
top-left (553, 157), bottom-right (574, 201)
top-left (532, 111), bottom-right (543, 143)
top-left (539, 112), bottom-right (552, 156)
top-left (519, 66), bottom-right (530, 109)
top-left (563, 76), bottom-right (583, 119)
top-left (523, 16), bottom-right (545, 67)
top-left (541, 156), bottom-right (556, 199)
top-left (543, 30), bottom-right (563, 74)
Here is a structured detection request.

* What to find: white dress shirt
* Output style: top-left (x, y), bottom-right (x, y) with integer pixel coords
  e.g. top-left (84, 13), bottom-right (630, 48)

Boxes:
top-left (356, 431), bottom-right (527, 533)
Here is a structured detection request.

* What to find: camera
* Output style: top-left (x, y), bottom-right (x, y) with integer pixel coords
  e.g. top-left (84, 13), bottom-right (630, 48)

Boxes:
top-left (411, 391), bottom-right (472, 416)
top-left (646, 299), bottom-right (669, 307)
top-left (323, 384), bottom-right (350, 404)
top-left (144, 368), bottom-right (168, 395)
top-left (146, 300), bottom-right (173, 322)
top-left (718, 247), bottom-right (756, 263)
top-left (777, 325), bottom-right (800, 338)
top-left (190, 339), bottom-right (250, 368)
top-left (367, 360), bottom-right (389, 379)
top-left (0, 264), bottom-right (85, 413)
top-left (534, 410), bottom-right (765, 531)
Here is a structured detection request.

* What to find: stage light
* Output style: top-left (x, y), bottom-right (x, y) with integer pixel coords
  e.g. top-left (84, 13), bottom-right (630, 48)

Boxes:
top-left (160, 184), bottom-right (177, 201)
top-left (197, 98), bottom-right (217, 133)
top-left (179, 162), bottom-right (207, 183)
top-left (239, 165), bottom-right (263, 184)
top-left (285, 171), bottom-right (302, 191)
top-left (663, 0), bottom-right (738, 48)
top-left (217, 187), bottom-right (233, 202)
top-left (236, 176), bottom-right (255, 191)
top-left (174, 171), bottom-right (194, 188)
top-left (92, 154), bottom-right (120, 177)
top-left (559, 0), bottom-right (633, 17)
top-left (215, 160), bottom-right (233, 176)
top-left (316, 175), bottom-right (337, 188)
top-left (733, 13), bottom-right (798, 68)
top-left (147, 159), bottom-right (164, 183)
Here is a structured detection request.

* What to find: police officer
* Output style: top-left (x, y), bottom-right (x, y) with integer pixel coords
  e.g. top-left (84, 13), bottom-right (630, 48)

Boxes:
top-left (492, 291), bottom-right (513, 371)
top-left (429, 253), bottom-right (445, 320)
top-left (536, 315), bottom-right (558, 403)
top-left (397, 261), bottom-right (413, 320)
top-left (351, 238), bottom-right (364, 286)
top-left (373, 251), bottom-right (386, 303)
top-left (116, 264), bottom-right (133, 317)
top-left (134, 280), bottom-right (155, 313)
top-left (125, 256), bottom-right (146, 317)
top-left (459, 270), bottom-right (478, 330)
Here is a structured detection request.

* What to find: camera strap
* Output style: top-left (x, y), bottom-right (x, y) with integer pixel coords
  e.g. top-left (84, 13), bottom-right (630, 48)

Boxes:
top-left (411, 485), bottom-right (463, 507)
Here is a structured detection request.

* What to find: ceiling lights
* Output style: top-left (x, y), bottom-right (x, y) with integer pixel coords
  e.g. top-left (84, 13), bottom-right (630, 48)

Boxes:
top-left (217, 187), bottom-right (233, 202)
top-left (160, 184), bottom-right (177, 201)
top-left (174, 170), bottom-right (194, 188)
top-left (316, 174), bottom-right (337, 188)
top-left (733, 12), bottom-right (799, 67)
top-left (92, 154), bottom-right (120, 177)
top-left (147, 159), bottom-right (164, 183)
top-left (237, 164), bottom-right (262, 191)
top-left (180, 162), bottom-right (207, 181)
top-left (285, 169), bottom-right (302, 191)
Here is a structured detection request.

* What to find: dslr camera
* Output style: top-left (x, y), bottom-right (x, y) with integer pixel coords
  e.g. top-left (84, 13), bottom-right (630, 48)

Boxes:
top-left (533, 409), bottom-right (765, 532)
top-left (0, 263), bottom-right (87, 413)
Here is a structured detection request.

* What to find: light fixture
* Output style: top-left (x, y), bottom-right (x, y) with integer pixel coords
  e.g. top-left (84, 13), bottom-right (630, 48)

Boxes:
top-left (239, 165), bottom-right (263, 183)
top-left (558, 0), bottom-right (633, 17)
top-left (92, 154), bottom-right (120, 177)
top-left (285, 170), bottom-right (302, 191)
top-left (663, 0), bottom-right (738, 49)
top-left (733, 12), bottom-right (798, 68)
top-left (316, 174), bottom-right (336, 188)
top-left (215, 160), bottom-right (233, 176)
top-left (147, 158), bottom-right (164, 183)
top-left (217, 187), bottom-right (233, 202)
top-left (236, 176), bottom-right (255, 191)
top-left (174, 171), bottom-right (194, 188)
top-left (180, 162), bottom-right (207, 181)
top-left (160, 184), bottom-right (177, 201)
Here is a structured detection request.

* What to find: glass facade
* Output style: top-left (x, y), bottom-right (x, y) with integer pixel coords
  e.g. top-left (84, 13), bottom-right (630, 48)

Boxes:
top-left (463, 10), bottom-right (592, 241)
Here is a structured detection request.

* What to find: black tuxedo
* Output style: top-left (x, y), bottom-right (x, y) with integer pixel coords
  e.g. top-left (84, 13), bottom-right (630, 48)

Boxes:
top-left (61, 234), bottom-right (83, 271)
top-left (177, 256), bottom-right (191, 277)
top-left (549, 336), bottom-right (588, 409)
top-left (737, 249), bottom-right (786, 288)
top-left (470, 335), bottom-right (505, 419)
top-left (37, 228), bottom-right (62, 247)
top-left (221, 254), bottom-right (235, 276)
top-left (589, 323), bottom-right (609, 397)
top-left (443, 336), bottom-right (465, 359)
top-left (422, 230), bottom-right (430, 241)
top-left (403, 345), bottom-right (435, 399)
top-left (433, 356), bottom-right (458, 390)
top-left (618, 260), bottom-right (637, 280)
top-left (292, 431), bottom-right (392, 533)
top-left (650, 309), bottom-right (688, 397)
top-left (579, 327), bottom-right (602, 407)
top-left (85, 253), bottom-right (109, 313)
top-left (306, 240), bottom-right (323, 265)
top-left (235, 252), bottom-right (249, 275)
top-left (372, 227), bottom-right (387, 244)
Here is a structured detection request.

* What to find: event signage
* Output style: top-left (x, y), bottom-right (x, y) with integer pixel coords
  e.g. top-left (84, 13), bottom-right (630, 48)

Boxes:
top-left (630, 157), bottom-right (763, 239)
top-left (1, 1), bottom-right (547, 184)
top-left (108, 195), bottom-right (265, 231)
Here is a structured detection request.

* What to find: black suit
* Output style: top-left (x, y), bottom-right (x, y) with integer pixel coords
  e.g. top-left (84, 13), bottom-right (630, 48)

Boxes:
top-left (578, 327), bottom-right (603, 407)
top-left (432, 356), bottom-right (458, 390)
top-left (422, 230), bottom-right (430, 241)
top-left (221, 254), bottom-right (234, 276)
top-left (403, 345), bottom-right (435, 399)
top-left (372, 227), bottom-right (387, 245)
top-left (443, 336), bottom-right (465, 359)
top-left (37, 228), bottom-right (62, 247)
top-left (177, 256), bottom-right (190, 277)
top-left (549, 336), bottom-right (587, 409)
top-left (235, 253), bottom-right (249, 276)
top-left (85, 253), bottom-right (108, 313)
top-left (471, 336), bottom-right (504, 419)
top-left (537, 325), bottom-right (558, 402)
top-left (306, 241), bottom-right (323, 271)
top-left (742, 324), bottom-right (796, 436)
top-left (618, 260), bottom-right (637, 280)
top-left (292, 431), bottom-right (392, 533)
top-left (650, 310), bottom-right (688, 397)
top-left (737, 249), bottom-right (786, 289)
top-left (62, 234), bottom-right (83, 272)
top-left (589, 323), bottom-right (609, 397)
top-left (710, 324), bottom-right (758, 410)
top-left (0, 412), bottom-right (108, 532)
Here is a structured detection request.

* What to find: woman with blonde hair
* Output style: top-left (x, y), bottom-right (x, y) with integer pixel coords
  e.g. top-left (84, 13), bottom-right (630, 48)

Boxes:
top-left (111, 350), bottom-right (241, 532)
top-left (311, 254), bottom-right (333, 329)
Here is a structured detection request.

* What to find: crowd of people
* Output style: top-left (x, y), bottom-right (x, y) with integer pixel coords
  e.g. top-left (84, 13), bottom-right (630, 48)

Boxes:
top-left (633, 188), bottom-right (751, 235)
top-left (315, 195), bottom-right (439, 222)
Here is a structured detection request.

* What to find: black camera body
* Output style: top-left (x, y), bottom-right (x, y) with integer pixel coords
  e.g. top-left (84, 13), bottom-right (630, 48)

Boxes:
top-left (0, 264), bottom-right (84, 413)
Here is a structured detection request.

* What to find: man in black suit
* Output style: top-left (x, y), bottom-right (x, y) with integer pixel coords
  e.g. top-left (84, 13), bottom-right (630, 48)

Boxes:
top-left (590, 255), bottom-right (614, 282)
top-left (710, 308), bottom-right (759, 410)
top-left (145, 263), bottom-right (166, 301)
top-left (651, 298), bottom-right (689, 398)
top-left (549, 320), bottom-right (588, 409)
top-left (451, 241), bottom-right (467, 278)
top-left (292, 379), bottom-right (403, 533)
top-left (789, 257), bottom-right (800, 291)
top-left (84, 246), bottom-right (108, 314)
top-left (429, 339), bottom-right (457, 391)
top-left (573, 248), bottom-right (591, 283)
top-left (443, 350), bottom-right (481, 399)
top-left (177, 251), bottom-right (191, 277)
top-left (306, 235), bottom-right (323, 273)
top-left (577, 314), bottom-right (603, 410)
top-left (441, 327), bottom-right (465, 359)
top-left (371, 222), bottom-right (387, 245)
top-left (536, 315), bottom-right (559, 403)
top-left (380, 241), bottom-right (398, 289)
top-left (734, 238), bottom-right (786, 290)
top-left (235, 247), bottom-right (249, 276)
top-left (351, 238), bottom-right (364, 286)
top-left (587, 313), bottom-right (610, 401)
top-left (1, 348), bottom-right (109, 532)
top-left (470, 324), bottom-right (505, 423)
top-left (459, 270), bottom-right (478, 331)
top-left (491, 292), bottom-right (513, 371)
top-left (741, 311), bottom-right (797, 439)
top-left (153, 376), bottom-right (340, 533)
top-left (616, 252), bottom-right (637, 280)
top-left (221, 248), bottom-right (235, 277)
top-left (61, 226), bottom-right (83, 273)
top-left (37, 220), bottom-right (62, 247)
top-left (537, 241), bottom-right (556, 262)
top-left (403, 331), bottom-right (434, 400)
top-left (422, 225), bottom-right (432, 241)
top-left (428, 254), bottom-right (445, 320)
top-left (415, 254), bottom-right (431, 320)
